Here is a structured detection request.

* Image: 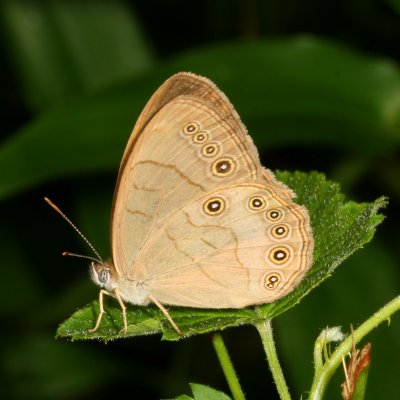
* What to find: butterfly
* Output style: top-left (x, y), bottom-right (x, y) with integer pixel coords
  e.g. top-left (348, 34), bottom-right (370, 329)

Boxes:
top-left (49, 72), bottom-right (313, 335)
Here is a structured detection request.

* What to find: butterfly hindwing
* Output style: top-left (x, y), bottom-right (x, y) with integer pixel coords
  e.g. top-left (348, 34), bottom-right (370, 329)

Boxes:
top-left (131, 182), bottom-right (313, 308)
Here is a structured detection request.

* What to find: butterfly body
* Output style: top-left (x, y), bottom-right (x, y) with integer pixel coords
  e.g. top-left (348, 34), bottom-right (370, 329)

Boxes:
top-left (91, 261), bottom-right (151, 305)
top-left (89, 72), bottom-right (313, 332)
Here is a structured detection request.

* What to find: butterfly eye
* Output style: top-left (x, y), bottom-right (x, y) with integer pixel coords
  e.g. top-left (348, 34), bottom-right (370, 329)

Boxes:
top-left (98, 268), bottom-right (110, 284)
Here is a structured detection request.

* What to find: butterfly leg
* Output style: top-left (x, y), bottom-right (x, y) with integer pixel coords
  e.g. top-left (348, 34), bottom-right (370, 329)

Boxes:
top-left (89, 288), bottom-right (127, 334)
top-left (113, 288), bottom-right (128, 333)
top-left (148, 294), bottom-right (182, 336)
top-left (89, 289), bottom-right (109, 333)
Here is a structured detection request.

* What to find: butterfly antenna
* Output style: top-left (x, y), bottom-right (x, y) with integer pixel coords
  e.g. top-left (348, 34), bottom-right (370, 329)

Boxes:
top-left (62, 251), bottom-right (102, 263)
top-left (44, 197), bottom-right (103, 265)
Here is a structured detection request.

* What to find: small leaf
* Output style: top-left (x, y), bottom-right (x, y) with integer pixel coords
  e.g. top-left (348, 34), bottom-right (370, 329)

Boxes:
top-left (163, 395), bottom-right (193, 400)
top-left (162, 383), bottom-right (232, 400)
top-left (56, 171), bottom-right (386, 341)
top-left (190, 383), bottom-right (232, 400)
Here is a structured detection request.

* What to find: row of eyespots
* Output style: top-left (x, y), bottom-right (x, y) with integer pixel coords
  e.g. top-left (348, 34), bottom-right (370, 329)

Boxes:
top-left (264, 245), bottom-right (296, 290)
top-left (200, 195), bottom-right (292, 291)
top-left (246, 197), bottom-right (288, 231)
top-left (183, 122), bottom-right (236, 177)
top-left (202, 195), bottom-right (270, 216)
top-left (202, 199), bottom-right (291, 263)
top-left (203, 195), bottom-right (290, 239)
top-left (265, 245), bottom-right (294, 289)
top-left (246, 195), bottom-right (284, 220)
top-left (254, 194), bottom-right (292, 266)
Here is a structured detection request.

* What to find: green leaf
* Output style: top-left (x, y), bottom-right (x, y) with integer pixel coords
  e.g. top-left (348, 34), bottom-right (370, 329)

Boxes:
top-left (56, 299), bottom-right (254, 342)
top-left (1, 37), bottom-right (400, 200)
top-left (56, 171), bottom-right (386, 341)
top-left (162, 383), bottom-right (232, 400)
top-left (350, 364), bottom-right (370, 400)
top-left (256, 171), bottom-right (387, 319)
top-left (190, 383), bottom-right (232, 400)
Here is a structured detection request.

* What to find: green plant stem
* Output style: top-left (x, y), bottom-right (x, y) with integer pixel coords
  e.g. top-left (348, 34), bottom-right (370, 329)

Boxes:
top-left (309, 294), bottom-right (400, 399)
top-left (254, 319), bottom-right (291, 400)
top-left (313, 327), bottom-right (344, 376)
top-left (313, 334), bottom-right (325, 374)
top-left (212, 333), bottom-right (246, 400)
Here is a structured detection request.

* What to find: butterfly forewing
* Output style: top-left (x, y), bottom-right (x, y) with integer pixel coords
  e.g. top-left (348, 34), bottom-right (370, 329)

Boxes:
top-left (112, 75), bottom-right (264, 277)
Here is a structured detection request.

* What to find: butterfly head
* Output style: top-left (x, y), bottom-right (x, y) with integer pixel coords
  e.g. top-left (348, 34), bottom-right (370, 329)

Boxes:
top-left (90, 260), bottom-right (116, 291)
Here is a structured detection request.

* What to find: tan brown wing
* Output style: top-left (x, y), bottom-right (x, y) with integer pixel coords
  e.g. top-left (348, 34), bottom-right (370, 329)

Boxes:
top-left (132, 182), bottom-right (313, 307)
top-left (112, 73), bottom-right (266, 277)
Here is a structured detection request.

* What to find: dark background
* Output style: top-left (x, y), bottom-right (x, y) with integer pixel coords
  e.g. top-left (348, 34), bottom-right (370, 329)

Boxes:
top-left (1, 1), bottom-right (399, 399)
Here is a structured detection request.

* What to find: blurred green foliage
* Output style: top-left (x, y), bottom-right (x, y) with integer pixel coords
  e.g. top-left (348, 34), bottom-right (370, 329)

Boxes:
top-left (0, 1), bottom-right (399, 399)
